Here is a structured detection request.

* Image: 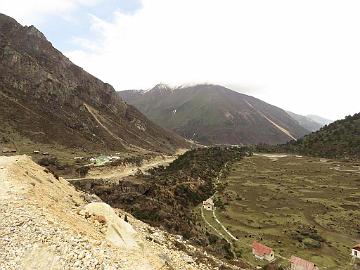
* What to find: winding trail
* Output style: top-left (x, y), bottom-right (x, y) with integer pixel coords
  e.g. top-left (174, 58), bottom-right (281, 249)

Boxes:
top-left (212, 210), bottom-right (237, 241)
top-left (200, 207), bottom-right (226, 239)
top-left (200, 162), bottom-right (239, 245)
top-left (209, 163), bottom-right (238, 242)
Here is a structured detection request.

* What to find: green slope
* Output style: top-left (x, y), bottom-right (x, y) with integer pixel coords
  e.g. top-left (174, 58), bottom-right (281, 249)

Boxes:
top-left (259, 113), bottom-right (360, 159)
top-left (119, 84), bottom-right (310, 145)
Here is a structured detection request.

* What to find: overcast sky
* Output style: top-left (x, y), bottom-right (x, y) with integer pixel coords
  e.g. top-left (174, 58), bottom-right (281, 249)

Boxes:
top-left (1, 0), bottom-right (360, 120)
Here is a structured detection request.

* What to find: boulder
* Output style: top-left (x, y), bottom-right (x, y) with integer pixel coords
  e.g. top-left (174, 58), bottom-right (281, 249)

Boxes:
top-left (83, 202), bottom-right (138, 249)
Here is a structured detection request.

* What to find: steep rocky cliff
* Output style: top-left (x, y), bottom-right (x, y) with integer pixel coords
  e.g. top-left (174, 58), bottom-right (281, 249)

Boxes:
top-left (0, 14), bottom-right (187, 155)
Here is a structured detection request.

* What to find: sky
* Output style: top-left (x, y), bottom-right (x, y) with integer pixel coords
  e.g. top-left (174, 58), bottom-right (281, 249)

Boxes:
top-left (1, 0), bottom-right (360, 120)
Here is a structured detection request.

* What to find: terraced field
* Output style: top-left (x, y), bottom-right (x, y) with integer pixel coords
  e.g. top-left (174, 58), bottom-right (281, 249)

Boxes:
top-left (200, 154), bottom-right (360, 269)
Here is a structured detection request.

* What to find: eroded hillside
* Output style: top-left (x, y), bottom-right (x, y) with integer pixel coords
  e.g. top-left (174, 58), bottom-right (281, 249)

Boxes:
top-left (0, 155), bottom-right (240, 269)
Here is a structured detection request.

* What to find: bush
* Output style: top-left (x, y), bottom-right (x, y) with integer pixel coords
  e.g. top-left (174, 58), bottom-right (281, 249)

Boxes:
top-left (303, 237), bottom-right (321, 248)
top-left (76, 166), bottom-right (90, 177)
top-left (38, 157), bottom-right (57, 167)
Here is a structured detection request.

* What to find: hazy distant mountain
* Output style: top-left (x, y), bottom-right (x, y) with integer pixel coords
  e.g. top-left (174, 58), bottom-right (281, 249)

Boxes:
top-left (119, 84), bottom-right (310, 145)
top-left (306, 115), bottom-right (333, 126)
top-left (286, 111), bottom-right (323, 132)
top-left (0, 14), bottom-right (187, 154)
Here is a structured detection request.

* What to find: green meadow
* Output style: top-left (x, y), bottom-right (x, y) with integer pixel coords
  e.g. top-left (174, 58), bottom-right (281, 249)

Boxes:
top-left (200, 154), bottom-right (360, 269)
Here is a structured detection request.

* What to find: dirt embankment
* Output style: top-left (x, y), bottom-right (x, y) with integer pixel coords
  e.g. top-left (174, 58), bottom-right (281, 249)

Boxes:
top-left (0, 155), bottom-right (236, 270)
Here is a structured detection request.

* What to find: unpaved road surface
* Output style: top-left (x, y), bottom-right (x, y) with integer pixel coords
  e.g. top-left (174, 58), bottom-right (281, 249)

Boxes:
top-left (67, 149), bottom-right (187, 182)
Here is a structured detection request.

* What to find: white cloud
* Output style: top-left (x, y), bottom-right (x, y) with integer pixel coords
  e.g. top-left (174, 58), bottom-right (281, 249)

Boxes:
top-left (0, 0), bottom-right (101, 25)
top-left (2, 0), bottom-right (360, 119)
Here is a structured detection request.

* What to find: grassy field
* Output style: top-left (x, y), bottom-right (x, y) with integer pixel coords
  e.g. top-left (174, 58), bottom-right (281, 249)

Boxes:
top-left (199, 154), bottom-right (360, 269)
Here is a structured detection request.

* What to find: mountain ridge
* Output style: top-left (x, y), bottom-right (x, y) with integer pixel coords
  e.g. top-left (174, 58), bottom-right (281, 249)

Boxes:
top-left (257, 112), bottom-right (360, 160)
top-left (284, 112), bottom-right (360, 159)
top-left (306, 114), bottom-right (333, 126)
top-left (286, 111), bottom-right (324, 132)
top-left (119, 84), bottom-right (310, 145)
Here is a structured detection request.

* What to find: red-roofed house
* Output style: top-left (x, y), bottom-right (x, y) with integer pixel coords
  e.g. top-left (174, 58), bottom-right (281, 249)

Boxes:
top-left (252, 241), bottom-right (274, 261)
top-left (352, 244), bottom-right (360, 259)
top-left (290, 256), bottom-right (319, 270)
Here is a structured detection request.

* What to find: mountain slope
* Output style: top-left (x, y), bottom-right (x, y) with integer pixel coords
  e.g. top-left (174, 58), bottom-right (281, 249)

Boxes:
top-left (0, 14), bottom-right (187, 155)
top-left (306, 114), bottom-right (333, 126)
top-left (283, 113), bottom-right (360, 159)
top-left (119, 84), bottom-right (310, 145)
top-left (286, 111), bottom-right (323, 132)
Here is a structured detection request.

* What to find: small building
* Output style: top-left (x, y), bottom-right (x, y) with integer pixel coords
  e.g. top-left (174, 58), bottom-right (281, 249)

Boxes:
top-left (352, 244), bottom-right (360, 259)
top-left (252, 241), bottom-right (274, 261)
top-left (290, 256), bottom-right (319, 270)
top-left (202, 198), bottom-right (214, 211)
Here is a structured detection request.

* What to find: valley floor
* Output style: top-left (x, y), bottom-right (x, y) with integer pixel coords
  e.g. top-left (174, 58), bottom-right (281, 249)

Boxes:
top-left (199, 154), bottom-right (360, 269)
top-left (8, 148), bottom-right (358, 269)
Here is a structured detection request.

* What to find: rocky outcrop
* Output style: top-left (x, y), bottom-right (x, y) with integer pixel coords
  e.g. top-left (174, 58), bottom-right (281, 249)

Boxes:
top-left (83, 202), bottom-right (138, 249)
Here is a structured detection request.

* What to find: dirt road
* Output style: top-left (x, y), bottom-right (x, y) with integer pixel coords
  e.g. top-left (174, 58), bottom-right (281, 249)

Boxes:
top-left (67, 149), bottom-right (187, 182)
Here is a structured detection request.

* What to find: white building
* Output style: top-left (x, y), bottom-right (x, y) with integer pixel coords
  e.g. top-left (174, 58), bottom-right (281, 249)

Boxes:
top-left (202, 198), bottom-right (214, 211)
top-left (352, 244), bottom-right (360, 259)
